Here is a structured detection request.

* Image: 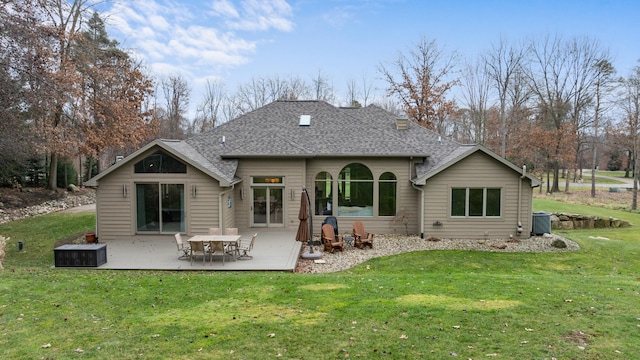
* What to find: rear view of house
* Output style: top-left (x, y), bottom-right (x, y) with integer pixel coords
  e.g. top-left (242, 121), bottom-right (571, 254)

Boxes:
top-left (86, 100), bottom-right (540, 241)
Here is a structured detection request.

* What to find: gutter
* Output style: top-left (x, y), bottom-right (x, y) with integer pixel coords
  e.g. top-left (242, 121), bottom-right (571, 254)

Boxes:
top-left (411, 182), bottom-right (425, 239)
top-left (517, 165), bottom-right (526, 236)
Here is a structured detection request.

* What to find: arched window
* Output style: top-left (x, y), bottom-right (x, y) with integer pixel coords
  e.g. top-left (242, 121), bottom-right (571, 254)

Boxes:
top-left (314, 172), bottom-right (333, 216)
top-left (379, 172), bottom-right (397, 216)
top-left (338, 163), bottom-right (373, 216)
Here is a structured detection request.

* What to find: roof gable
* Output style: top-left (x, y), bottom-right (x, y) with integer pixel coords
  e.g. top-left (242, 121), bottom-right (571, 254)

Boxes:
top-left (414, 144), bottom-right (541, 187)
top-left (85, 139), bottom-right (237, 187)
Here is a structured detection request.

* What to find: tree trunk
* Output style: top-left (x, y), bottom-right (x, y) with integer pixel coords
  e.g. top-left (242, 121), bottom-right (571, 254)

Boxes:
top-left (633, 150), bottom-right (639, 210)
top-left (48, 152), bottom-right (58, 191)
top-left (552, 164), bottom-right (560, 193)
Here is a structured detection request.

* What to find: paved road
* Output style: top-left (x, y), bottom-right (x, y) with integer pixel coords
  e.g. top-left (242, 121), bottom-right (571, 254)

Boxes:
top-left (546, 171), bottom-right (635, 190)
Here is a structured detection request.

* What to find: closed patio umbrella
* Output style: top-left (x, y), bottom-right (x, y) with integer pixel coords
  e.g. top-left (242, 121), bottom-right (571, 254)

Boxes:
top-left (299, 187), bottom-right (321, 259)
top-left (295, 188), bottom-right (310, 242)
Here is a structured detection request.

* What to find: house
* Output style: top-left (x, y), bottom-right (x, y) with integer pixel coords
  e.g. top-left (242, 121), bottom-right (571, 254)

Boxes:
top-left (85, 100), bottom-right (540, 241)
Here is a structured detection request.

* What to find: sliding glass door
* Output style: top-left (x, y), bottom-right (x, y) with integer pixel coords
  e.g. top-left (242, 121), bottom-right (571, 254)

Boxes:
top-left (136, 183), bottom-right (185, 233)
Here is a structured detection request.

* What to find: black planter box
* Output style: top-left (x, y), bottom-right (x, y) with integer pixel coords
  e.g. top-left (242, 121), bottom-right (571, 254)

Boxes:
top-left (54, 244), bottom-right (107, 267)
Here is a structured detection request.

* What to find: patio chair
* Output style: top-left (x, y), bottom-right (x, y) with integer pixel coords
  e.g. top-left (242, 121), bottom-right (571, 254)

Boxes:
top-left (208, 227), bottom-right (221, 235)
top-left (237, 233), bottom-right (257, 260)
top-left (321, 224), bottom-right (344, 253)
top-left (224, 228), bottom-right (239, 256)
top-left (174, 233), bottom-right (190, 259)
top-left (209, 240), bottom-right (227, 265)
top-left (352, 221), bottom-right (374, 249)
top-left (190, 240), bottom-right (208, 265)
top-left (322, 216), bottom-right (339, 235)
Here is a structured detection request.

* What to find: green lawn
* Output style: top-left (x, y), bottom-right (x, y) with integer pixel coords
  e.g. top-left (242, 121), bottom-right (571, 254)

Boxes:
top-left (1, 205), bottom-right (639, 359)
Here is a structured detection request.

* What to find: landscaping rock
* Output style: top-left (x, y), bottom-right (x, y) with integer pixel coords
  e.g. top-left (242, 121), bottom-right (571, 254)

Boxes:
top-left (549, 212), bottom-right (630, 230)
top-left (551, 239), bottom-right (567, 248)
top-left (0, 190), bottom-right (95, 225)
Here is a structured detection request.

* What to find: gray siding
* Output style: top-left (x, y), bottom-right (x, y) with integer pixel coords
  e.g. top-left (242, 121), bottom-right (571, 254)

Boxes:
top-left (306, 157), bottom-right (420, 236)
top-left (233, 158), bottom-right (306, 230)
top-left (423, 152), bottom-right (534, 239)
top-left (95, 148), bottom-right (224, 240)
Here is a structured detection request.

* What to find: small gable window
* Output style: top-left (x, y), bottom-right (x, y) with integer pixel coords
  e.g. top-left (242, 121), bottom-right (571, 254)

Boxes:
top-left (134, 151), bottom-right (186, 174)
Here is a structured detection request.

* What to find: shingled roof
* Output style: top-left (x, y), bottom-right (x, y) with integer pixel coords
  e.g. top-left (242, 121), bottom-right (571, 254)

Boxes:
top-left (185, 100), bottom-right (461, 181)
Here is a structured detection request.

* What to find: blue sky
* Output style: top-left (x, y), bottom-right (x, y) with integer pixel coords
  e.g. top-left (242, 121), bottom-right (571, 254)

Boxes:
top-left (101, 0), bottom-right (640, 108)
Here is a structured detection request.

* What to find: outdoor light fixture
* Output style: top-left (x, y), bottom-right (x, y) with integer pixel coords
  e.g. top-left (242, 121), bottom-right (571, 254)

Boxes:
top-left (191, 185), bottom-right (197, 198)
top-left (291, 188), bottom-right (295, 200)
top-left (122, 184), bottom-right (127, 197)
top-left (240, 188), bottom-right (244, 200)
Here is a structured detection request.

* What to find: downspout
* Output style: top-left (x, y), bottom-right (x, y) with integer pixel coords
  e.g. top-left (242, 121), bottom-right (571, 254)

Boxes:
top-left (517, 165), bottom-right (526, 236)
top-left (219, 184), bottom-right (235, 229)
top-left (411, 182), bottom-right (425, 239)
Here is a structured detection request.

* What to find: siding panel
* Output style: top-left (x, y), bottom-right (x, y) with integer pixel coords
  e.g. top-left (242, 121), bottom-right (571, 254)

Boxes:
top-left (423, 152), bottom-right (534, 239)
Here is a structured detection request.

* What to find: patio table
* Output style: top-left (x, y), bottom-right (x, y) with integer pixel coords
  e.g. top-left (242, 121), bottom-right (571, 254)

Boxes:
top-left (188, 234), bottom-right (241, 265)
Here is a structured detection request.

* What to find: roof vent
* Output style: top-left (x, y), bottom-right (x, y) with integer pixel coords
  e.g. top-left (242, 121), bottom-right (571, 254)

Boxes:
top-left (299, 115), bottom-right (311, 126)
top-left (395, 118), bottom-right (409, 130)
top-left (115, 155), bottom-right (124, 162)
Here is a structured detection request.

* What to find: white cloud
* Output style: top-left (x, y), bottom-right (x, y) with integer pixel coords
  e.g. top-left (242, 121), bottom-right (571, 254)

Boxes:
top-left (211, 0), bottom-right (294, 32)
top-left (100, 0), bottom-right (295, 111)
top-left (211, 0), bottom-right (240, 18)
top-left (103, 0), bottom-right (291, 71)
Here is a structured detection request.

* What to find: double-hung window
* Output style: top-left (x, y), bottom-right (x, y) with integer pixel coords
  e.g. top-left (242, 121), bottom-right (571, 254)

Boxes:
top-left (451, 188), bottom-right (501, 217)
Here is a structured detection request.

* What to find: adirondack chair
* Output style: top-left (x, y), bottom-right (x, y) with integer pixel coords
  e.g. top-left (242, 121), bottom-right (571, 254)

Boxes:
top-left (352, 221), bottom-right (374, 249)
top-left (321, 224), bottom-right (344, 253)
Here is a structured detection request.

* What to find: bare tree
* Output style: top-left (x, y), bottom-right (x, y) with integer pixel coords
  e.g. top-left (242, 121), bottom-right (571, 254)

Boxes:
top-left (378, 35), bottom-right (458, 131)
top-left (286, 75), bottom-right (311, 100)
top-left (159, 74), bottom-right (190, 139)
top-left (191, 79), bottom-right (226, 134)
top-left (564, 36), bottom-right (612, 192)
top-left (619, 63), bottom-right (640, 209)
top-left (360, 74), bottom-right (375, 107)
top-left (311, 69), bottom-right (335, 103)
top-left (525, 35), bottom-right (581, 193)
top-left (460, 57), bottom-right (490, 145)
top-left (483, 38), bottom-right (527, 157)
top-left (590, 59), bottom-right (616, 197)
top-left (345, 77), bottom-right (361, 107)
top-left (233, 74), bottom-right (313, 115)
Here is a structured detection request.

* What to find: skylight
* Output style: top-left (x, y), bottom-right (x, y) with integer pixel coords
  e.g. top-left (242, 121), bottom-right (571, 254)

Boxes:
top-left (299, 115), bottom-right (311, 126)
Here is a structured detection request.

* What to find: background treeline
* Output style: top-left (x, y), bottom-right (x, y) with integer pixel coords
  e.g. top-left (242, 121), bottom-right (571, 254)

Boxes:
top-left (1, 1), bottom-right (639, 208)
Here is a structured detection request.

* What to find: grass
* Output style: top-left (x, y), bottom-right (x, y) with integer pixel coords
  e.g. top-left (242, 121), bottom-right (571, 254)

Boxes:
top-left (1, 205), bottom-right (640, 359)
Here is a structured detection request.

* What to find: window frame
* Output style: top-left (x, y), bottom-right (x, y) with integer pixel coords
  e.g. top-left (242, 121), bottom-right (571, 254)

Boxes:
top-left (378, 171), bottom-right (397, 217)
top-left (450, 187), bottom-right (502, 218)
top-left (337, 163), bottom-right (374, 217)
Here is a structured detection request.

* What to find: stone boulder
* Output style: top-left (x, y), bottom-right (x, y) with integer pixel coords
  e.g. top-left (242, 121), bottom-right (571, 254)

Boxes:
top-left (551, 239), bottom-right (567, 248)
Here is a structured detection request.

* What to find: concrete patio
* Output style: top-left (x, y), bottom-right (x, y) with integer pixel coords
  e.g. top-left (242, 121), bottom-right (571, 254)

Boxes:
top-left (59, 205), bottom-right (306, 271)
top-left (82, 229), bottom-right (304, 271)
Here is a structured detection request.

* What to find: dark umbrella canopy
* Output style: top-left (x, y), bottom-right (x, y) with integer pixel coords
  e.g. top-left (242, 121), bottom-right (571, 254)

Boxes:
top-left (295, 189), bottom-right (310, 242)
